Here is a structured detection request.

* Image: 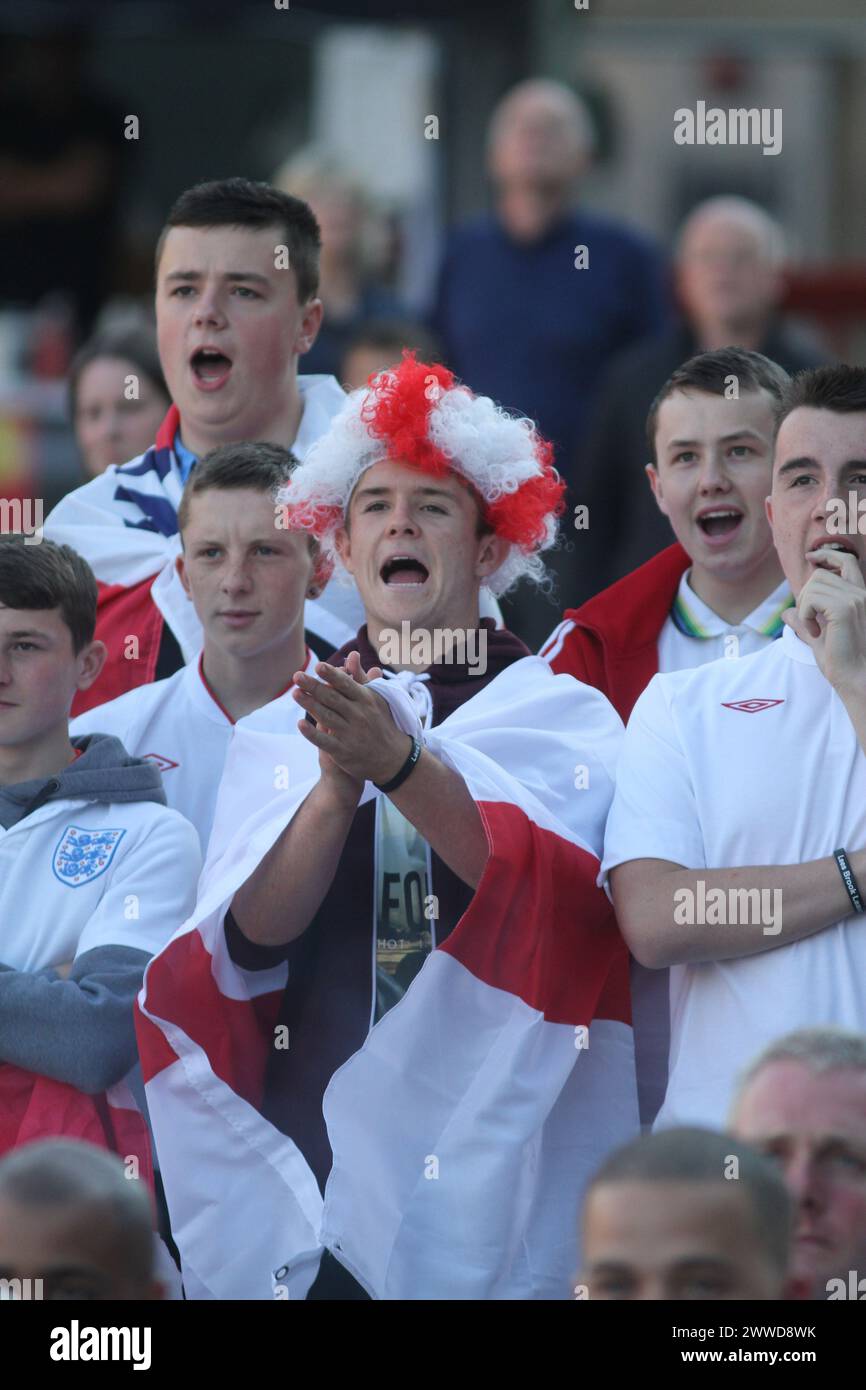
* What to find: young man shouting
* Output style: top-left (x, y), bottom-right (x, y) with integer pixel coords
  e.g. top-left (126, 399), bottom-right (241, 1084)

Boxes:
top-left (71, 442), bottom-right (326, 853)
top-left (45, 177), bottom-right (361, 714)
top-left (138, 355), bottom-right (638, 1301)
top-left (542, 347), bottom-right (793, 1126)
top-left (541, 347), bottom-right (792, 721)
top-left (0, 536), bottom-right (199, 1172)
top-left (604, 364), bottom-right (866, 1131)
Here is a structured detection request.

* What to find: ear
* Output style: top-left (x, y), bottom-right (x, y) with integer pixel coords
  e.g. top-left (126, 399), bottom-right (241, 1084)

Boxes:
top-left (646, 462), bottom-right (669, 518)
top-left (175, 551), bottom-right (193, 600)
top-left (334, 524), bottom-right (354, 576)
top-left (475, 529), bottom-right (510, 581)
top-left (296, 297), bottom-right (324, 357)
top-left (75, 639), bottom-right (108, 692)
top-left (765, 493), bottom-right (775, 532)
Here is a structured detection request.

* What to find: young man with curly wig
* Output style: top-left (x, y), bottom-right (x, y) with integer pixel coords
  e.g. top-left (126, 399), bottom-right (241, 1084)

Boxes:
top-left (138, 355), bottom-right (639, 1302)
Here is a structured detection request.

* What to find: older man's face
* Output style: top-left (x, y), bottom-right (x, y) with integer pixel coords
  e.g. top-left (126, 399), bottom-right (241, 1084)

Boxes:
top-left (677, 214), bottom-right (781, 333)
top-left (489, 107), bottom-right (583, 244)
top-left (733, 1062), bottom-right (866, 1295)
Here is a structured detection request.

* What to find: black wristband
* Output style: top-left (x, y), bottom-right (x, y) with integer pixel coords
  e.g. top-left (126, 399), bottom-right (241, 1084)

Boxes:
top-left (834, 848), bottom-right (864, 915)
top-left (374, 736), bottom-right (422, 794)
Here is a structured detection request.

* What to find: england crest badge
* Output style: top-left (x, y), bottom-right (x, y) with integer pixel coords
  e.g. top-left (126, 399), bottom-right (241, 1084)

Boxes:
top-left (52, 825), bottom-right (126, 888)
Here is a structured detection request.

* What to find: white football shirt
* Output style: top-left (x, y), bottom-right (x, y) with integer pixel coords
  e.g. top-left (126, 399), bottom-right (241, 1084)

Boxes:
top-left (603, 624), bottom-right (866, 1129)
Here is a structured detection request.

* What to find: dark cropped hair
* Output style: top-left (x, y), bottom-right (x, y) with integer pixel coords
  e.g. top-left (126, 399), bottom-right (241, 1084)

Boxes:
top-left (68, 323), bottom-right (168, 420)
top-left (586, 1126), bottom-right (792, 1274)
top-left (155, 177), bottom-right (321, 303)
top-left (646, 347), bottom-right (791, 466)
top-left (177, 440), bottom-right (300, 534)
top-left (774, 364), bottom-right (866, 437)
top-left (0, 536), bottom-right (97, 653)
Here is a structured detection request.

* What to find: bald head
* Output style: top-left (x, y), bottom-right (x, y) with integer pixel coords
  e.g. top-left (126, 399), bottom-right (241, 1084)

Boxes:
top-left (488, 79), bottom-right (593, 243)
top-left (676, 197), bottom-right (787, 345)
top-left (0, 1140), bottom-right (161, 1300)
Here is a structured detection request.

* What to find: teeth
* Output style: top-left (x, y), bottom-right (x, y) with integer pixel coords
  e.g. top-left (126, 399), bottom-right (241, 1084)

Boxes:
top-left (702, 510), bottom-right (739, 519)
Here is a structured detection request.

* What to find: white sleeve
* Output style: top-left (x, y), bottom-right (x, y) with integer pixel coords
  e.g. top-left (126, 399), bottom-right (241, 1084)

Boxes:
top-left (76, 810), bottom-right (202, 959)
top-left (601, 674), bottom-right (706, 880)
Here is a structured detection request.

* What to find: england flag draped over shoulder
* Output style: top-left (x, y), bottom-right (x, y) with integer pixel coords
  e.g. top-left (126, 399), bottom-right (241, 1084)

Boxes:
top-left (137, 657), bottom-right (638, 1300)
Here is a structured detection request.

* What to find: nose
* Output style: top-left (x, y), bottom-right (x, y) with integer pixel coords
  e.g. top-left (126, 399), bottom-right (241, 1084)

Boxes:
top-left (220, 554), bottom-right (253, 594)
top-left (784, 1152), bottom-right (826, 1215)
top-left (99, 408), bottom-right (123, 442)
top-left (193, 286), bottom-right (228, 331)
top-left (387, 501), bottom-right (420, 536)
top-left (697, 450), bottom-right (731, 494)
top-left (809, 480), bottom-right (837, 524)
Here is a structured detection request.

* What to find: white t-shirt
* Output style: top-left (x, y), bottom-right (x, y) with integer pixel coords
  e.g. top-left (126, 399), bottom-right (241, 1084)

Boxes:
top-left (0, 797), bottom-right (200, 971)
top-left (656, 570), bottom-right (793, 673)
top-left (71, 653), bottom-right (317, 854)
top-left (628, 569), bottom-right (790, 1128)
top-left (603, 624), bottom-right (866, 1129)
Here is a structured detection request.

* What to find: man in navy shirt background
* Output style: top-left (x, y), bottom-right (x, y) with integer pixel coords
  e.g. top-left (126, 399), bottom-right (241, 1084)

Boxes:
top-left (433, 78), bottom-right (669, 644)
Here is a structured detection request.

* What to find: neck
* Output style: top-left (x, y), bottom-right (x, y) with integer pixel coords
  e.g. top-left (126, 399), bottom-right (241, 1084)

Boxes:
top-left (0, 726), bottom-right (76, 787)
top-left (693, 316), bottom-right (766, 353)
top-left (181, 379), bottom-right (304, 459)
top-left (688, 551), bottom-right (785, 625)
top-left (368, 609), bottom-right (483, 674)
top-left (200, 629), bottom-right (308, 722)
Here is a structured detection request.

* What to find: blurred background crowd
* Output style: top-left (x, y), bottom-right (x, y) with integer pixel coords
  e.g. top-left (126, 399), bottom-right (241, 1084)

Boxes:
top-left (1, 0), bottom-right (865, 644)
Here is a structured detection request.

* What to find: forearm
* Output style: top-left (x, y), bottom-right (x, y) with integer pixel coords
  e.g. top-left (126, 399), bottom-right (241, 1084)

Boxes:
top-left (611, 850), bottom-right (866, 969)
top-left (389, 748), bottom-right (489, 890)
top-left (839, 689), bottom-right (866, 757)
top-left (231, 778), bottom-right (358, 946)
top-left (0, 947), bottom-right (148, 1093)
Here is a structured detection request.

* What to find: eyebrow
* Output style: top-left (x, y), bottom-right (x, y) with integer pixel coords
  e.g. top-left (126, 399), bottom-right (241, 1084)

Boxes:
top-left (666, 429), bottom-right (766, 449)
top-left (192, 536), bottom-right (284, 546)
top-left (353, 485), bottom-right (456, 501)
top-left (164, 270), bottom-right (271, 286)
top-left (5, 628), bottom-right (51, 640)
top-left (776, 456), bottom-right (866, 477)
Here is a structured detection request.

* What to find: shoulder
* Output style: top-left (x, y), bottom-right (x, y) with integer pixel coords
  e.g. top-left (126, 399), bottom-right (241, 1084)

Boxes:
top-left (45, 465), bottom-right (127, 526)
top-left (71, 670), bottom-right (182, 735)
top-left (633, 642), bottom-right (783, 722)
top-left (110, 801), bottom-right (201, 864)
top-left (574, 209), bottom-right (663, 259)
top-left (478, 653), bottom-right (623, 731)
top-left (442, 216), bottom-right (499, 257)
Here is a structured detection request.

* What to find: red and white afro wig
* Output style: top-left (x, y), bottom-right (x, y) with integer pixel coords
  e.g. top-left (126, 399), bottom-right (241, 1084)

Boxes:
top-left (281, 353), bottom-right (566, 596)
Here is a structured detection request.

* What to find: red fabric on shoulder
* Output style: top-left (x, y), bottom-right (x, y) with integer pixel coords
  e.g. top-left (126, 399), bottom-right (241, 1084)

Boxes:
top-left (72, 577), bottom-right (164, 716)
top-left (550, 543), bottom-right (690, 722)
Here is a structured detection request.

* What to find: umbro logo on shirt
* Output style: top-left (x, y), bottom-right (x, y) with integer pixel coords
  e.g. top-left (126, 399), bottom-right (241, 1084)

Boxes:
top-left (143, 753), bottom-right (179, 772)
top-left (721, 698), bottom-right (785, 714)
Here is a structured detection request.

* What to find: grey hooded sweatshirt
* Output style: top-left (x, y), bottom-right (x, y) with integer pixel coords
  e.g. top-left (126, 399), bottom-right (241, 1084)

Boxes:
top-left (0, 734), bottom-right (167, 1094)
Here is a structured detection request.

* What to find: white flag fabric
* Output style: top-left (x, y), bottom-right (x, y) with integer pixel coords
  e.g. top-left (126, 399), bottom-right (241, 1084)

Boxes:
top-left (137, 657), bottom-right (638, 1299)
